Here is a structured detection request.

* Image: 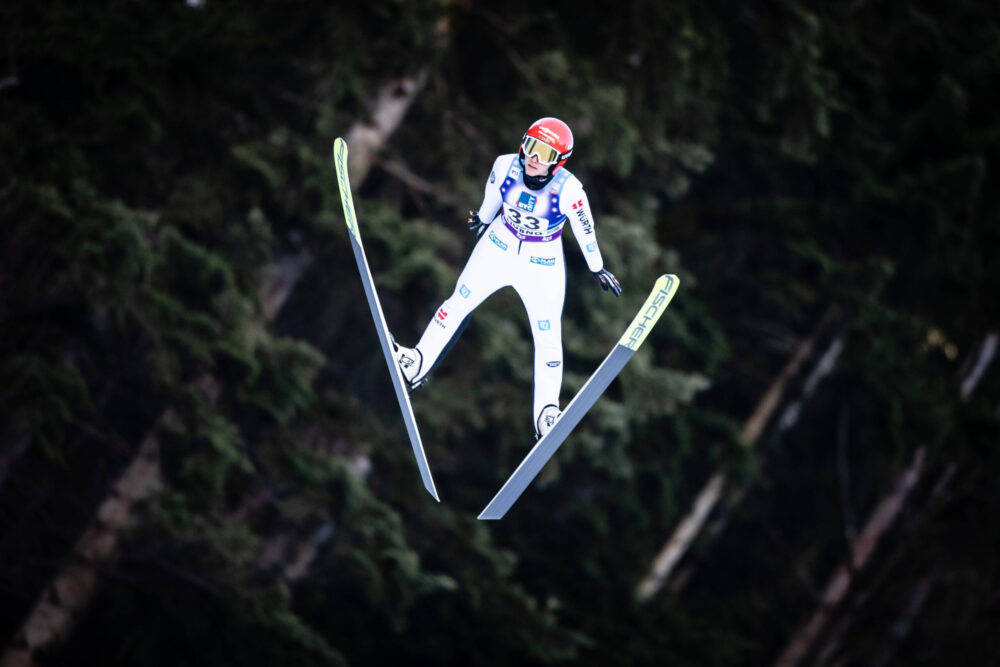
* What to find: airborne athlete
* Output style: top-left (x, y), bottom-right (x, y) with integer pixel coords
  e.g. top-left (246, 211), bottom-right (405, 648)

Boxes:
top-left (392, 117), bottom-right (622, 439)
top-left (336, 123), bottom-right (677, 514)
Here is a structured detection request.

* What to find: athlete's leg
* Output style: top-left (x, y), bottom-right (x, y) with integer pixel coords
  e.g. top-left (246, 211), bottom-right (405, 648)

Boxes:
top-left (513, 247), bottom-right (567, 432)
top-left (409, 228), bottom-right (511, 383)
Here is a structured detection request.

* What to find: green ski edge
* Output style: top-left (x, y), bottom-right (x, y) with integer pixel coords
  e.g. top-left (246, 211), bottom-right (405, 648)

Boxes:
top-left (478, 274), bottom-right (679, 519)
top-left (333, 138), bottom-right (440, 501)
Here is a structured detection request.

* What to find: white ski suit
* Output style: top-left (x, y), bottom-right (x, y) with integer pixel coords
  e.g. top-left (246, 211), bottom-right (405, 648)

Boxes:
top-left (412, 154), bottom-right (608, 430)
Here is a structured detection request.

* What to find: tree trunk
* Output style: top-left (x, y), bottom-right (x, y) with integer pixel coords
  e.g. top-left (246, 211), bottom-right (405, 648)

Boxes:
top-left (636, 312), bottom-right (841, 602)
top-left (958, 331), bottom-right (998, 401)
top-left (771, 448), bottom-right (927, 667)
top-left (0, 396), bottom-right (183, 667)
top-left (772, 331), bottom-right (997, 667)
top-left (0, 60), bottom-right (438, 665)
top-left (635, 473), bottom-right (727, 602)
top-left (260, 69), bottom-right (437, 322)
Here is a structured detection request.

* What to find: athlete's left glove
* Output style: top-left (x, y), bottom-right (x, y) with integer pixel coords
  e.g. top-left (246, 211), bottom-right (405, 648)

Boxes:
top-left (467, 210), bottom-right (489, 239)
top-left (592, 268), bottom-right (622, 297)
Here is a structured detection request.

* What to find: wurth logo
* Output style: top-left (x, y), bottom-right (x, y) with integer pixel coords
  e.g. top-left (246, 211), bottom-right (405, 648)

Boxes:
top-left (436, 307), bottom-right (448, 322)
top-left (571, 200), bottom-right (583, 209)
top-left (575, 208), bottom-right (593, 235)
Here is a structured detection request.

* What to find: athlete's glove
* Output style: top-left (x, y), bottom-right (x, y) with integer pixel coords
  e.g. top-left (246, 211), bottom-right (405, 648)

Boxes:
top-left (467, 210), bottom-right (489, 239)
top-left (592, 268), bottom-right (622, 297)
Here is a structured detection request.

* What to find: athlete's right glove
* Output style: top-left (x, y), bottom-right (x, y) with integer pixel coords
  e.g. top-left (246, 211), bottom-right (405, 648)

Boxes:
top-left (592, 268), bottom-right (622, 297)
top-left (467, 210), bottom-right (489, 239)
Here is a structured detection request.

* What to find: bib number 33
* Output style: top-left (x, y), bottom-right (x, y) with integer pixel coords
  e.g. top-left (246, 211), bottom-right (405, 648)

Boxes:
top-left (504, 207), bottom-right (543, 231)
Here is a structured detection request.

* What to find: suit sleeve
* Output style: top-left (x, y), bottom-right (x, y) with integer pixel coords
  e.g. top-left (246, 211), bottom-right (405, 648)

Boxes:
top-left (477, 155), bottom-right (509, 224)
top-left (561, 178), bottom-right (605, 273)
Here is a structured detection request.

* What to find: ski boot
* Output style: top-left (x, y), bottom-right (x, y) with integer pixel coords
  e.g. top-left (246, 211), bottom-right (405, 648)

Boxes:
top-left (535, 404), bottom-right (562, 440)
top-left (391, 336), bottom-right (427, 391)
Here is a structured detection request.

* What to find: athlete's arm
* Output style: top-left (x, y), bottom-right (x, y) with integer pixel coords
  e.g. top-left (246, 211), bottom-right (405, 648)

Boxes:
top-left (476, 155), bottom-right (510, 225)
top-left (561, 179), bottom-right (604, 273)
top-left (562, 179), bottom-right (621, 296)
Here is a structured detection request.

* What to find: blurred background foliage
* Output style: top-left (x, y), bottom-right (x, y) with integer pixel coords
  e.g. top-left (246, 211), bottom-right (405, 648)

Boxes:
top-left (1, 1), bottom-right (997, 665)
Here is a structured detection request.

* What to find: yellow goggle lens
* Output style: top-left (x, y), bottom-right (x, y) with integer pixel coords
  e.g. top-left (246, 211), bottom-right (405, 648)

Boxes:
top-left (522, 137), bottom-right (560, 164)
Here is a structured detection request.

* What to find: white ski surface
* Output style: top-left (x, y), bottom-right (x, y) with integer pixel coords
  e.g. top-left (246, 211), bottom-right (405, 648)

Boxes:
top-left (478, 274), bottom-right (679, 519)
top-left (333, 137), bottom-right (439, 501)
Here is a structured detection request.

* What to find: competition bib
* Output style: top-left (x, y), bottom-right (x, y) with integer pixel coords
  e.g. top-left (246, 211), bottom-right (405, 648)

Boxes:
top-left (499, 160), bottom-right (571, 242)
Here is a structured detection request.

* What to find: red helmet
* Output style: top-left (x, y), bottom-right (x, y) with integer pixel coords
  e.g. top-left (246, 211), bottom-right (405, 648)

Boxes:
top-left (519, 117), bottom-right (573, 187)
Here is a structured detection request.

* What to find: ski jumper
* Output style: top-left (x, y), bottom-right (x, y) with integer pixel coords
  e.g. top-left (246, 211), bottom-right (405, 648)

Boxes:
top-left (413, 154), bottom-right (607, 429)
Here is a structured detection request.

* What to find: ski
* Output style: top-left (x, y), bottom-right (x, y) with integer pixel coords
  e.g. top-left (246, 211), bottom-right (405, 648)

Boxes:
top-left (333, 138), bottom-right (440, 501)
top-left (478, 274), bottom-right (679, 519)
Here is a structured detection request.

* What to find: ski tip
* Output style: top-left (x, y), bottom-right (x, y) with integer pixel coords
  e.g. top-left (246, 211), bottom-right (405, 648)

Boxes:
top-left (333, 138), bottom-right (361, 242)
top-left (618, 274), bottom-right (679, 351)
top-left (477, 509), bottom-right (503, 520)
top-left (333, 137), bottom-right (349, 176)
top-left (333, 137), bottom-right (348, 168)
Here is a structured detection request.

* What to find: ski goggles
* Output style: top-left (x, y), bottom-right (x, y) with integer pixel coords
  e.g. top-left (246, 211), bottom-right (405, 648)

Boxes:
top-left (521, 136), bottom-right (561, 164)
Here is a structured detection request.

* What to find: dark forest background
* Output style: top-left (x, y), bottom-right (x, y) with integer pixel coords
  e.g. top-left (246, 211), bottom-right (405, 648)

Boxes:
top-left (2, 1), bottom-right (998, 666)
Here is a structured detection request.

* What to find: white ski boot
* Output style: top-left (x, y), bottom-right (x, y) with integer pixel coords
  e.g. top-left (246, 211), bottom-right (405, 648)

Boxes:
top-left (536, 405), bottom-right (561, 440)
top-left (391, 337), bottom-right (427, 390)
